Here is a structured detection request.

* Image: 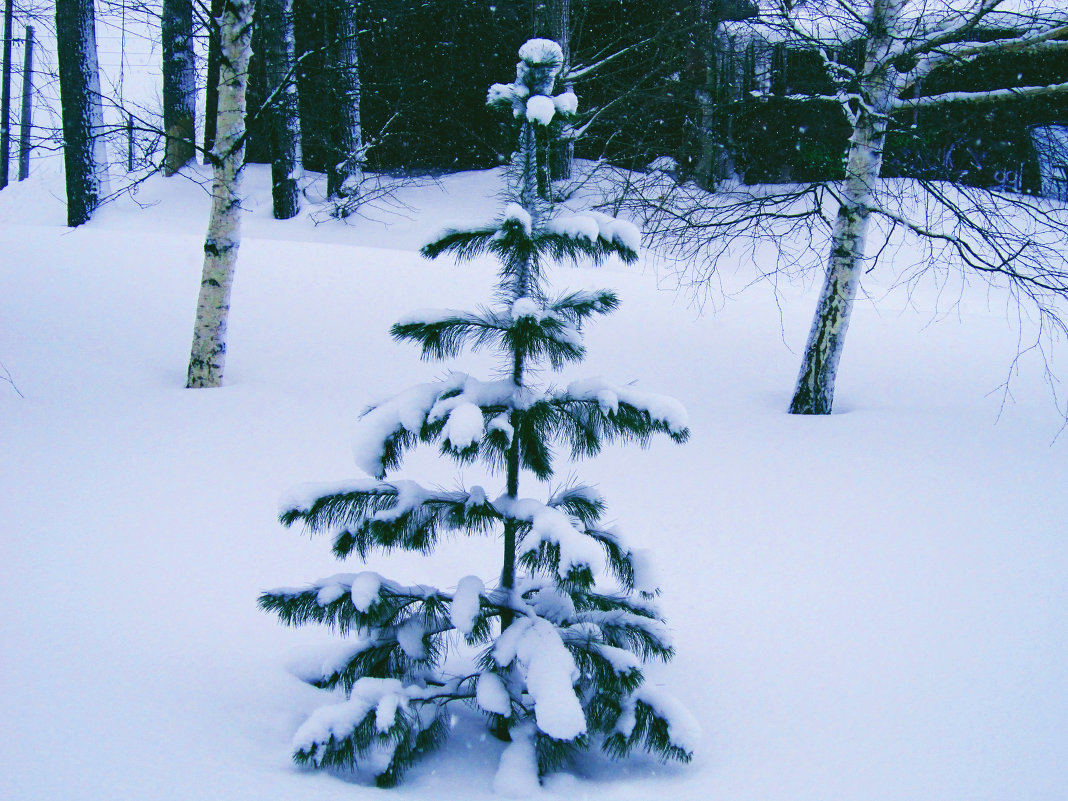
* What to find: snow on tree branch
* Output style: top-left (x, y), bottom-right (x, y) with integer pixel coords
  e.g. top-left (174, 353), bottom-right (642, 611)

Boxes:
top-left (894, 81), bottom-right (1068, 109)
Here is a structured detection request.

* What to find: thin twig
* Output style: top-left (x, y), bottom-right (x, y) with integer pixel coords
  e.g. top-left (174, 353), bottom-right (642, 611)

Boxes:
top-left (1, 361), bottom-right (24, 398)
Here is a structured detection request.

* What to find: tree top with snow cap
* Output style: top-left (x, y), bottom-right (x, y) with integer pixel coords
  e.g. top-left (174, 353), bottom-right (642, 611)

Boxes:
top-left (488, 39), bottom-right (577, 124)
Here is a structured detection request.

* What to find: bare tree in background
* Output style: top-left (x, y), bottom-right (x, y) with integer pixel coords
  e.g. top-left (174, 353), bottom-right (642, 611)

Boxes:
top-left (326, 0), bottom-right (362, 206)
top-left (162, 0), bottom-right (196, 174)
top-left (260, 0), bottom-right (301, 219)
top-left (691, 0), bottom-right (760, 191)
top-left (18, 23), bottom-right (33, 181)
top-left (533, 0), bottom-right (575, 180)
top-left (628, 0), bottom-right (1068, 415)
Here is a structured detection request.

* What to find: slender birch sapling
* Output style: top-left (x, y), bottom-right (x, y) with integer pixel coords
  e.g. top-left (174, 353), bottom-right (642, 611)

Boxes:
top-left (186, 0), bottom-right (254, 388)
top-left (260, 39), bottom-right (696, 789)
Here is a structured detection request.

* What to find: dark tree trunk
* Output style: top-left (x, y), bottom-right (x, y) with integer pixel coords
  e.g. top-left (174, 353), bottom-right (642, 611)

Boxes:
top-left (203, 0), bottom-right (224, 160)
top-left (126, 111), bottom-right (134, 170)
top-left (1, 0), bottom-right (13, 189)
top-left (693, 1), bottom-right (733, 190)
top-left (261, 0), bottom-right (301, 219)
top-left (690, 0), bottom-right (757, 190)
top-left (55, 0), bottom-right (105, 227)
top-left (326, 0), bottom-right (362, 202)
top-left (532, 0), bottom-right (569, 63)
top-left (17, 23), bottom-right (31, 180)
top-left (162, 0), bottom-right (196, 174)
top-left (533, 0), bottom-right (572, 183)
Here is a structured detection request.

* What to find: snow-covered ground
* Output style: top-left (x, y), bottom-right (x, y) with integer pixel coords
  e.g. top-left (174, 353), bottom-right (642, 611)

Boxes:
top-left (2, 162), bottom-right (1067, 801)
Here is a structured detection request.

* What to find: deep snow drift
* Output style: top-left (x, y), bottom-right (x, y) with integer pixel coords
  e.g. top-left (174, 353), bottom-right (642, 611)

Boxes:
top-left (2, 162), bottom-right (1067, 801)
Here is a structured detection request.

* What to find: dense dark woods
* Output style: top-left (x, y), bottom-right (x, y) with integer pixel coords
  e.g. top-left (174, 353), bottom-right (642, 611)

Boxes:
top-left (236, 0), bottom-right (1067, 192)
top-left (243, 0), bottom-right (711, 175)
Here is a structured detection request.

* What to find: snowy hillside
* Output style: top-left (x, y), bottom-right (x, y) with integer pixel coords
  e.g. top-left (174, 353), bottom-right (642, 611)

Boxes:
top-left (2, 162), bottom-right (1067, 801)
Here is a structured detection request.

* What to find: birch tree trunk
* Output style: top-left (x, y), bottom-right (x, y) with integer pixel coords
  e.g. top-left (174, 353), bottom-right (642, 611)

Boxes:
top-left (788, 0), bottom-right (902, 414)
top-left (162, 0), bottom-right (196, 175)
top-left (187, 0), bottom-right (254, 389)
top-left (261, 0), bottom-right (301, 219)
top-left (326, 0), bottom-right (362, 203)
top-left (55, 0), bottom-right (107, 227)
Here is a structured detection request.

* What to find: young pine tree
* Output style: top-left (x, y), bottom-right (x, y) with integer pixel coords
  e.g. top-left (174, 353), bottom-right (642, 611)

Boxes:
top-left (260, 39), bottom-right (696, 790)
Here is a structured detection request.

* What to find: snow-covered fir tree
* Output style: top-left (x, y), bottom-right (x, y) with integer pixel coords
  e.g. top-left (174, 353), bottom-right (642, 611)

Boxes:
top-left (260, 39), bottom-right (697, 790)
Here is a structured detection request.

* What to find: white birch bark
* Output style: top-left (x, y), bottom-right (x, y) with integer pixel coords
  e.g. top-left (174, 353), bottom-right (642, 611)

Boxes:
top-left (186, 0), bottom-right (254, 388)
top-left (789, 0), bottom-right (905, 414)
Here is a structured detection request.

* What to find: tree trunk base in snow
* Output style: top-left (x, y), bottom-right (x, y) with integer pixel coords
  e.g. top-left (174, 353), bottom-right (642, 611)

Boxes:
top-left (788, 384), bottom-right (833, 415)
top-left (489, 717), bottom-right (512, 742)
top-left (788, 291), bottom-right (846, 416)
top-left (272, 171), bottom-right (300, 220)
top-left (186, 364), bottom-right (223, 389)
top-left (185, 0), bottom-right (251, 390)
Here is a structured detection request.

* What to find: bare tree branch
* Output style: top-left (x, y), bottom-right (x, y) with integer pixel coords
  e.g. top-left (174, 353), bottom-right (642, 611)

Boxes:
top-left (896, 80), bottom-right (1068, 109)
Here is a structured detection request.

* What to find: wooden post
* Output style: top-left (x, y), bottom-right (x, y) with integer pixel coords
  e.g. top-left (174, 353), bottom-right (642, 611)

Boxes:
top-left (1, 0), bottom-right (13, 189)
top-left (16, 23), bottom-right (30, 179)
top-left (912, 77), bottom-right (922, 128)
top-left (127, 112), bottom-right (134, 171)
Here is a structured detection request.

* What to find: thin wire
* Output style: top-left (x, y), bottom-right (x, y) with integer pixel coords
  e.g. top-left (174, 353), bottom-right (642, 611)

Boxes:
top-left (118, 0), bottom-right (125, 109)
